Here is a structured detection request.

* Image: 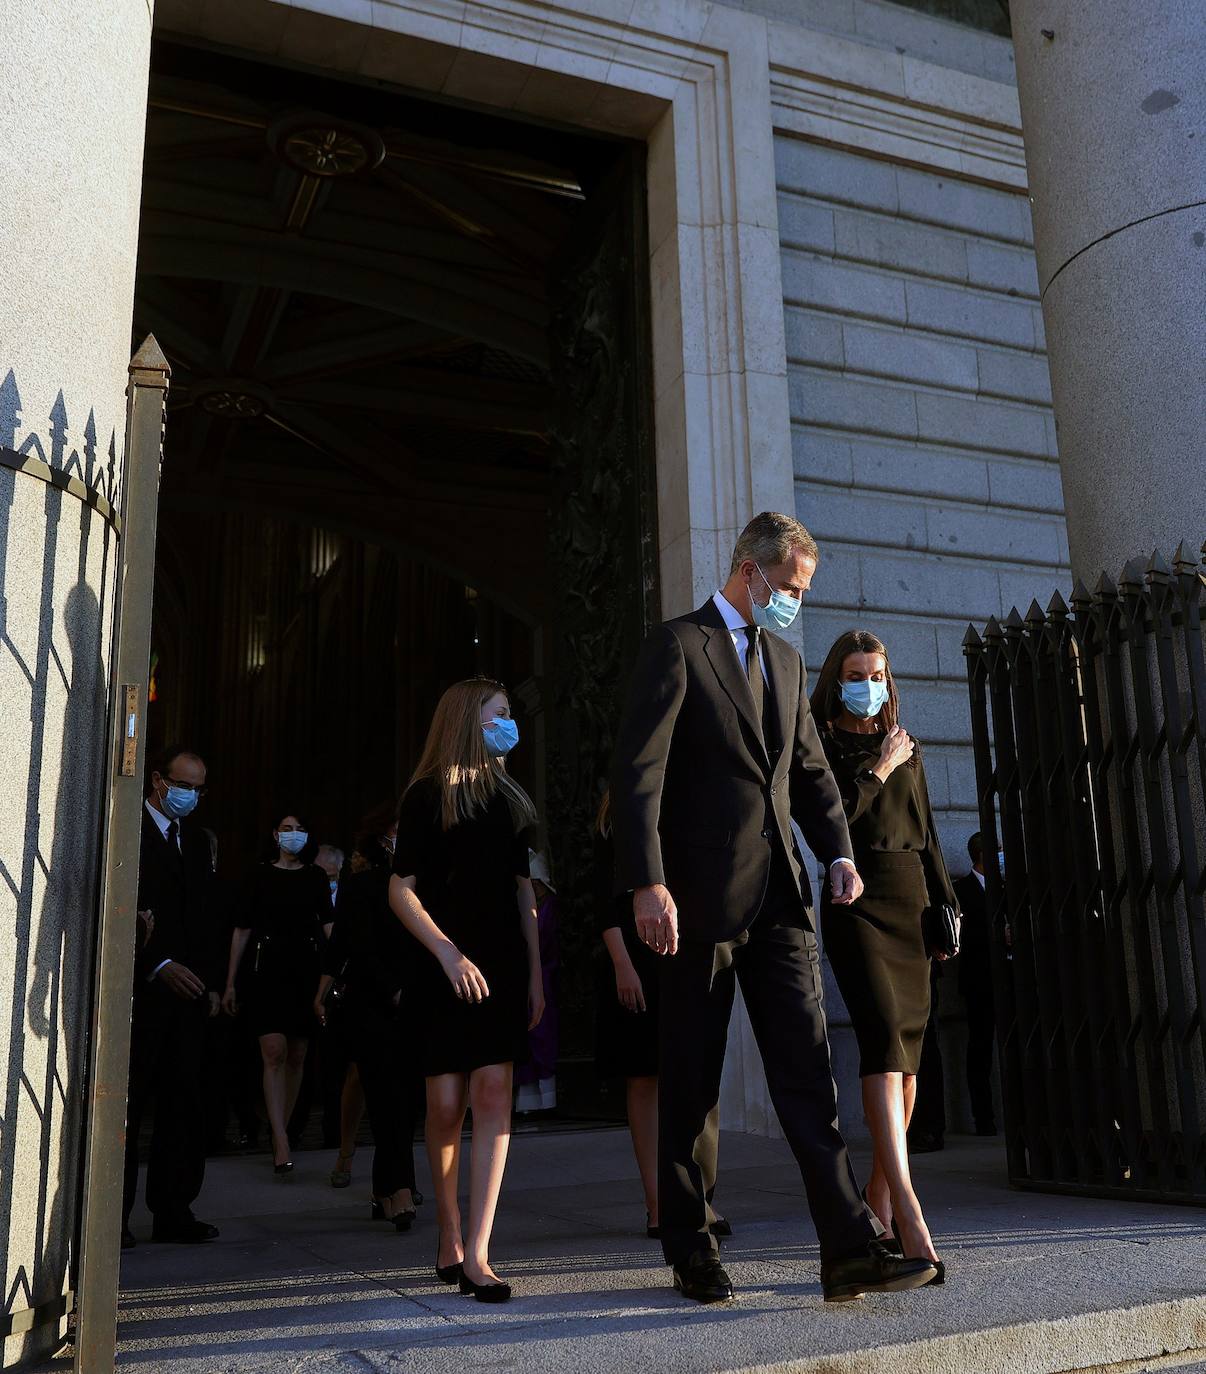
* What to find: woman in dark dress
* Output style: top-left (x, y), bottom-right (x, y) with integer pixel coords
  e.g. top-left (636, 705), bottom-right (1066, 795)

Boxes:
top-left (593, 793), bottom-right (660, 1231)
top-left (811, 630), bottom-right (958, 1279)
top-left (593, 792), bottom-right (730, 1242)
top-left (222, 813), bottom-right (331, 1175)
top-left (316, 806), bottom-right (423, 1231)
top-left (389, 678), bottom-right (543, 1303)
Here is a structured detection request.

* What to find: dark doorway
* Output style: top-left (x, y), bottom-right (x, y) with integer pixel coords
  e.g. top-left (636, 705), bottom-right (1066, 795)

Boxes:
top-left (135, 38), bottom-right (656, 1124)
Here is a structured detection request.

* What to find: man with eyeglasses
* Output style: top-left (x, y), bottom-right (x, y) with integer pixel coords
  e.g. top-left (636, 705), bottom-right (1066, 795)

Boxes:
top-left (122, 744), bottom-right (223, 1247)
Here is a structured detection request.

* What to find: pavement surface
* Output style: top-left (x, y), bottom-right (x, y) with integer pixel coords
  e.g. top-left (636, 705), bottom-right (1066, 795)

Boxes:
top-left (48, 1131), bottom-right (1206, 1373)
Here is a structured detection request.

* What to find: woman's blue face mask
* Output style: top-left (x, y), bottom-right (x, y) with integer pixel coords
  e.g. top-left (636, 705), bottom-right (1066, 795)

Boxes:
top-left (483, 716), bottom-right (519, 757)
top-left (840, 678), bottom-right (889, 719)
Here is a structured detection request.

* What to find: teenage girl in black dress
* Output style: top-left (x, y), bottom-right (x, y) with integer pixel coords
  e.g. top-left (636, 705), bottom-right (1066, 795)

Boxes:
top-left (389, 678), bottom-right (543, 1303)
top-left (811, 630), bottom-right (958, 1279)
top-left (223, 813), bottom-right (332, 1175)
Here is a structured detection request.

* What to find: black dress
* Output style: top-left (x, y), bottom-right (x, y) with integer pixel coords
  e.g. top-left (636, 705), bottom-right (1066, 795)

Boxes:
top-left (239, 863), bottom-right (333, 1038)
top-left (393, 777), bottom-right (531, 1077)
top-left (593, 830), bottom-right (661, 1080)
top-left (819, 728), bottom-right (957, 1076)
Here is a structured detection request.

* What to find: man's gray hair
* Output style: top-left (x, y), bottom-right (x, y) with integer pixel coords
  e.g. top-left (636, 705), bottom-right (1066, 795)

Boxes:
top-left (316, 843), bottom-right (345, 870)
top-left (729, 511), bottom-right (819, 574)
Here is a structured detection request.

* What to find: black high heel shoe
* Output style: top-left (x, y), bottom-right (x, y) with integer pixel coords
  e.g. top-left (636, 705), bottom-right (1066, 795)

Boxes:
top-left (646, 1212), bottom-right (661, 1240)
top-left (862, 1187), bottom-right (902, 1254)
top-left (273, 1161), bottom-right (294, 1178)
top-left (435, 1253), bottom-right (464, 1285)
top-left (459, 1271), bottom-right (511, 1303)
top-left (891, 1218), bottom-right (945, 1284)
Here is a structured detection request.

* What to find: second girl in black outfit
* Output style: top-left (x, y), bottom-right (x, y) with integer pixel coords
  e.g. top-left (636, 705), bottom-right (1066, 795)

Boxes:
top-left (223, 813), bottom-right (332, 1174)
top-left (812, 630), bottom-right (958, 1280)
top-left (317, 807), bottom-right (423, 1231)
top-left (389, 678), bottom-right (543, 1304)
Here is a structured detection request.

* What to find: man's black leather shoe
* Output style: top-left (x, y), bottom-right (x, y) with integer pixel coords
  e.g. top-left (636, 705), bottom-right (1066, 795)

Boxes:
top-left (821, 1241), bottom-right (936, 1303)
top-left (672, 1252), bottom-right (734, 1303)
top-left (151, 1218), bottom-right (220, 1244)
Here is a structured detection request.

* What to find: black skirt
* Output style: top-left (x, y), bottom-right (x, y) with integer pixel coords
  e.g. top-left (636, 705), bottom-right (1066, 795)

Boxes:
top-left (822, 850), bottom-right (930, 1076)
top-left (417, 941), bottom-right (530, 1077)
top-left (245, 936), bottom-right (320, 1039)
top-left (594, 926), bottom-right (661, 1080)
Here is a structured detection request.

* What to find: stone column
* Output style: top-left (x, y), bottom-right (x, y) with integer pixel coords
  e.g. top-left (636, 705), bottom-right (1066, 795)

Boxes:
top-left (1011, 2), bottom-right (1206, 577)
top-left (0, 3), bottom-right (151, 1365)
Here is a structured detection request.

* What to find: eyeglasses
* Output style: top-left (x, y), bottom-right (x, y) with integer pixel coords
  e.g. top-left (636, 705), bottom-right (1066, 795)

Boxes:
top-left (164, 776), bottom-right (208, 797)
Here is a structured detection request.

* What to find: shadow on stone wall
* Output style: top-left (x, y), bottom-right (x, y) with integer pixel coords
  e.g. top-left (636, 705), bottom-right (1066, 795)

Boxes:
top-left (1, 368), bottom-right (116, 1367)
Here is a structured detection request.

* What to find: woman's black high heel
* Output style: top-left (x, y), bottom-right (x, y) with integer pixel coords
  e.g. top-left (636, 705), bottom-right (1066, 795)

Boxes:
top-left (371, 1200), bottom-right (385, 1221)
top-left (862, 1187), bottom-right (902, 1254)
top-left (646, 1212), bottom-right (661, 1240)
top-left (459, 1271), bottom-right (511, 1303)
top-left (435, 1252), bottom-right (464, 1285)
top-left (391, 1208), bottom-right (417, 1233)
top-left (891, 1217), bottom-right (945, 1284)
top-left (273, 1161), bottom-right (294, 1178)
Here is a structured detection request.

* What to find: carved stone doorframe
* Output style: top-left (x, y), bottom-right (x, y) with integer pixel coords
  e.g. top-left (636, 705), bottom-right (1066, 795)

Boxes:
top-left (161, 0), bottom-right (797, 615)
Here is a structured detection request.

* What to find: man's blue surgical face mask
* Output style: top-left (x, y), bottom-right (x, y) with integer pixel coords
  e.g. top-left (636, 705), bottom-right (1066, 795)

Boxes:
top-left (277, 830), bottom-right (308, 855)
top-left (163, 785), bottom-right (199, 819)
top-left (840, 678), bottom-right (889, 720)
top-left (749, 564), bottom-right (801, 631)
top-left (483, 717), bottom-right (519, 758)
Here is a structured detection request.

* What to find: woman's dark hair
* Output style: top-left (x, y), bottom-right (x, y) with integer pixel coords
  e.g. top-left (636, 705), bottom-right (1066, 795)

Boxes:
top-left (272, 810), bottom-right (309, 833)
top-left (353, 798), bottom-right (400, 869)
top-left (809, 629), bottom-right (914, 765)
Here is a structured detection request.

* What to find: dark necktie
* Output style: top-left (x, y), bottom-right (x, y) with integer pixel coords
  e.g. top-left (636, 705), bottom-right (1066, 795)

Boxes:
top-left (166, 820), bottom-right (183, 869)
top-left (744, 626), bottom-right (775, 756)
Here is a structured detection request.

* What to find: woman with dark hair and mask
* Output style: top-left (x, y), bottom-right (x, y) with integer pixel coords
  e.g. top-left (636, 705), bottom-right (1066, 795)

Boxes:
top-left (222, 812), bottom-right (331, 1176)
top-left (810, 630), bottom-right (959, 1283)
top-left (389, 678), bottom-right (543, 1304)
top-left (315, 802), bottom-right (424, 1230)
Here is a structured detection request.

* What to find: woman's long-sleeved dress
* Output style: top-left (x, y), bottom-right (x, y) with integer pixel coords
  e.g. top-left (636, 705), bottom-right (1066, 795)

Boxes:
top-left (819, 727), bottom-right (958, 1076)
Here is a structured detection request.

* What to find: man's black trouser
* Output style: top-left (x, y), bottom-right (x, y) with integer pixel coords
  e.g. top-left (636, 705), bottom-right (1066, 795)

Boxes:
top-left (964, 985), bottom-right (997, 1129)
top-left (123, 988), bottom-right (208, 1227)
top-left (657, 852), bottom-right (877, 1266)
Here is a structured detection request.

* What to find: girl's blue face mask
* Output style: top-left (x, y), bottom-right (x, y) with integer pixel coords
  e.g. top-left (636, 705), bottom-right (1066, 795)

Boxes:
top-left (840, 678), bottom-right (889, 720)
top-left (749, 564), bottom-right (801, 631)
top-left (483, 716), bottom-right (519, 758)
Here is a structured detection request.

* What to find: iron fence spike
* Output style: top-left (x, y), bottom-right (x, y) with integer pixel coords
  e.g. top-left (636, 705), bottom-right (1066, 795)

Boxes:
top-left (984, 615), bottom-right (1003, 642)
top-left (1119, 557), bottom-right (1145, 589)
top-left (1047, 588), bottom-right (1070, 617)
top-left (963, 623), bottom-right (984, 650)
top-left (1094, 571), bottom-right (1118, 601)
top-left (1025, 598), bottom-right (1046, 626)
top-left (1070, 578), bottom-right (1093, 609)
top-left (1146, 549), bottom-right (1172, 581)
top-left (1003, 606), bottom-right (1026, 633)
top-left (1172, 540), bottom-right (1197, 575)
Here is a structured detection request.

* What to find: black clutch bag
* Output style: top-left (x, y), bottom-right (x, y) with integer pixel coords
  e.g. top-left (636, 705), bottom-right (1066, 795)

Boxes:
top-left (924, 903), bottom-right (961, 959)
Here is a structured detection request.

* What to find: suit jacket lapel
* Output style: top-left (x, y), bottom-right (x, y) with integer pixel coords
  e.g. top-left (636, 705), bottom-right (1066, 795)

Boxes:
top-left (697, 602), bottom-right (771, 776)
top-left (764, 634), bottom-right (796, 781)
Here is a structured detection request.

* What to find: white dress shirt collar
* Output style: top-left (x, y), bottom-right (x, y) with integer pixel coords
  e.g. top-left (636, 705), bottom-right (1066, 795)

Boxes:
top-left (145, 798), bottom-right (171, 838)
top-left (972, 868), bottom-right (986, 888)
top-left (712, 590), bottom-right (749, 633)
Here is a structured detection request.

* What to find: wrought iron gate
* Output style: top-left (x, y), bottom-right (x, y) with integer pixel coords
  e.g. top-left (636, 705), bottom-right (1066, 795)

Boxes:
top-left (964, 544), bottom-right (1206, 1200)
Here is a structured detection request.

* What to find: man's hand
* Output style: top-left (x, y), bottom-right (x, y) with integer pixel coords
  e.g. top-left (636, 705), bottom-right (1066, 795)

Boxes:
top-left (157, 960), bottom-right (206, 1001)
top-left (829, 860), bottom-right (863, 906)
top-left (634, 884), bottom-right (679, 956)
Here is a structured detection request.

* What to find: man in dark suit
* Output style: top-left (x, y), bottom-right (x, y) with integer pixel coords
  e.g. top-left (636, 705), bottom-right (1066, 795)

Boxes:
top-left (955, 832), bottom-right (997, 1135)
top-left (611, 512), bottom-right (936, 1304)
top-left (122, 744), bottom-right (222, 1246)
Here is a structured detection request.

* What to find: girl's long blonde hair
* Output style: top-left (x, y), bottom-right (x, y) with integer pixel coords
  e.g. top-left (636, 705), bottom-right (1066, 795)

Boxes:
top-left (407, 677), bottom-right (538, 832)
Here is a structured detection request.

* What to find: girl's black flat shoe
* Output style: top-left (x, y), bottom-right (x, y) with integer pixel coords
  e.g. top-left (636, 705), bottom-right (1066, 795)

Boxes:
top-left (435, 1259), bottom-right (463, 1285)
top-left (459, 1273), bottom-right (511, 1303)
top-left (645, 1212), bottom-right (661, 1240)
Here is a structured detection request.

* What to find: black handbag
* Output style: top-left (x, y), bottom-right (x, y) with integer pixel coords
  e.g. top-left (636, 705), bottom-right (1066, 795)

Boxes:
top-left (924, 903), bottom-right (961, 959)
